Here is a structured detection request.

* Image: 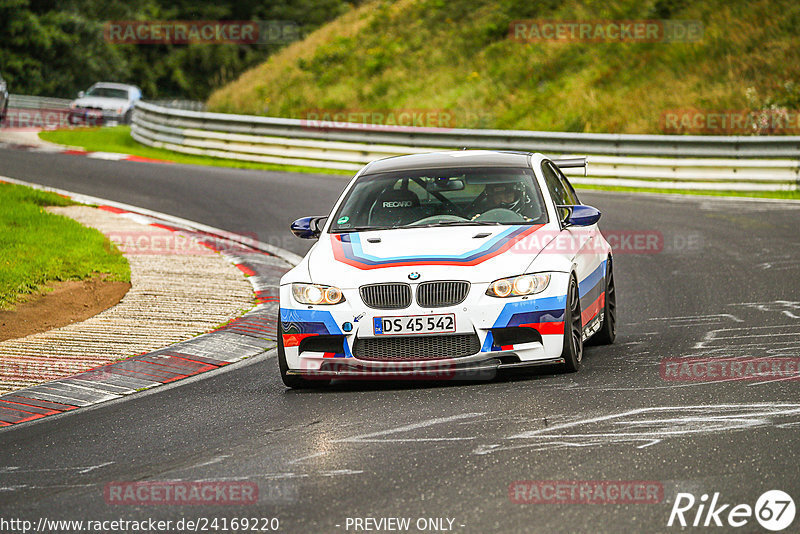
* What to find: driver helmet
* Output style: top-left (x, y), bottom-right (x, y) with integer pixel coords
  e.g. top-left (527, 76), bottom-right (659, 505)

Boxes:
top-left (485, 182), bottom-right (523, 212)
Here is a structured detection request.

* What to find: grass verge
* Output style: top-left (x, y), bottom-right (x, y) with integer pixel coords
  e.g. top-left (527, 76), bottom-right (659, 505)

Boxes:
top-left (38, 126), bottom-right (352, 175)
top-left (0, 182), bottom-right (131, 309)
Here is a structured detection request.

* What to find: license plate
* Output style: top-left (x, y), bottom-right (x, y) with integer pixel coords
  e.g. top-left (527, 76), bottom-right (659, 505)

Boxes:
top-left (373, 313), bottom-right (456, 335)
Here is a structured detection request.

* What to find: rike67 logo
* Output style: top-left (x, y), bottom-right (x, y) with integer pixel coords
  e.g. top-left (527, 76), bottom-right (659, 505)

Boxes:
top-left (668, 490), bottom-right (795, 531)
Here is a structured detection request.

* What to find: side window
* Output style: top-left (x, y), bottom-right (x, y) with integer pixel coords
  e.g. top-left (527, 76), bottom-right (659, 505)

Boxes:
top-left (541, 161), bottom-right (570, 205)
top-left (542, 161), bottom-right (580, 205)
top-left (551, 163), bottom-right (580, 205)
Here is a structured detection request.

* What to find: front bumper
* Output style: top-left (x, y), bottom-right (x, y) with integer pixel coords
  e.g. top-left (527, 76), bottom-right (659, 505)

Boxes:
top-left (286, 355), bottom-right (565, 381)
top-left (68, 108), bottom-right (126, 125)
top-left (280, 273), bottom-right (570, 378)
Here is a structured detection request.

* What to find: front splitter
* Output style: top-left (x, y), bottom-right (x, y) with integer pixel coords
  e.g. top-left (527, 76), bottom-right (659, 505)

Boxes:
top-left (287, 356), bottom-right (565, 380)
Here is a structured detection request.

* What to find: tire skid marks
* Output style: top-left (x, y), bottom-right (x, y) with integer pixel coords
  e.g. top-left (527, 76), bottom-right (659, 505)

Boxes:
top-left (281, 300), bottom-right (784, 459)
top-left (647, 313), bottom-right (744, 327)
top-left (736, 300), bottom-right (800, 319)
top-left (0, 462), bottom-right (114, 476)
top-left (637, 303), bottom-right (800, 387)
top-left (472, 404), bottom-right (800, 455)
top-left (322, 405), bottom-right (800, 457)
top-left (334, 413), bottom-right (487, 444)
top-left (693, 324), bottom-right (800, 350)
top-left (757, 259), bottom-right (800, 272)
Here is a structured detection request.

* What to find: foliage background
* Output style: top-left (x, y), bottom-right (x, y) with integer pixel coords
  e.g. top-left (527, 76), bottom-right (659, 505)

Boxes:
top-left (208, 0), bottom-right (800, 133)
top-left (0, 0), bottom-right (360, 99)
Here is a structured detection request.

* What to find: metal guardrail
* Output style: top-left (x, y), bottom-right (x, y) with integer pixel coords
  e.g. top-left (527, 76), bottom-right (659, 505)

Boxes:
top-left (9, 94), bottom-right (72, 110)
top-left (9, 95), bottom-right (204, 112)
top-left (132, 101), bottom-right (800, 191)
top-left (148, 99), bottom-right (206, 112)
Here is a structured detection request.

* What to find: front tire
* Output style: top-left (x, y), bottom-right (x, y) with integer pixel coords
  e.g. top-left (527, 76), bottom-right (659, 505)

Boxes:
top-left (588, 257), bottom-right (616, 345)
top-left (277, 317), bottom-right (329, 389)
top-left (560, 275), bottom-right (583, 373)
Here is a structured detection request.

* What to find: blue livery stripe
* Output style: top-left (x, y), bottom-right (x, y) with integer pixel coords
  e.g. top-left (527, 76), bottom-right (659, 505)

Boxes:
top-left (578, 260), bottom-right (606, 299)
top-left (280, 308), bottom-right (342, 335)
top-left (333, 225), bottom-right (543, 269)
top-left (346, 226), bottom-right (521, 263)
top-left (492, 295), bottom-right (568, 328)
top-left (481, 331), bottom-right (495, 352)
top-left (280, 308), bottom-right (353, 357)
top-left (506, 309), bottom-right (565, 327)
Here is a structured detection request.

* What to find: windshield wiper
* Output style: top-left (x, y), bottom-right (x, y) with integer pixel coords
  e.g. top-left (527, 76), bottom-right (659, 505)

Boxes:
top-left (333, 220), bottom-right (530, 233)
top-left (332, 225), bottom-right (392, 233)
top-left (409, 221), bottom-right (503, 228)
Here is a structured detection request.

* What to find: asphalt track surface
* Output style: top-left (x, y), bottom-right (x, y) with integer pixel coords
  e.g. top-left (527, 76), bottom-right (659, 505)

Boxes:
top-left (1, 146), bottom-right (800, 533)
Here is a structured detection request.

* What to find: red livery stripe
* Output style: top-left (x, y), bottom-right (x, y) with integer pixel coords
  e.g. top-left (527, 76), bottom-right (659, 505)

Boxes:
top-left (283, 333), bottom-right (318, 347)
top-left (519, 321), bottom-right (566, 335)
top-left (581, 292), bottom-right (606, 326)
top-left (332, 225), bottom-right (542, 270)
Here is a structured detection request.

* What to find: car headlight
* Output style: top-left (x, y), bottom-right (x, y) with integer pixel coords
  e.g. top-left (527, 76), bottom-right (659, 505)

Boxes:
top-left (292, 283), bottom-right (346, 305)
top-left (486, 274), bottom-right (550, 298)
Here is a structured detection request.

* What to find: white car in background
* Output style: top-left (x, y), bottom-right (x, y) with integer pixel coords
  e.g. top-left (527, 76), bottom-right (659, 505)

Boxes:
top-left (278, 150), bottom-right (616, 388)
top-left (68, 82), bottom-right (142, 125)
top-left (0, 73), bottom-right (9, 124)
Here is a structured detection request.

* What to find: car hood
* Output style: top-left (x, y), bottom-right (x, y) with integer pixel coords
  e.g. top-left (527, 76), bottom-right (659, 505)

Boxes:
top-left (72, 97), bottom-right (131, 110)
top-left (305, 224), bottom-right (558, 286)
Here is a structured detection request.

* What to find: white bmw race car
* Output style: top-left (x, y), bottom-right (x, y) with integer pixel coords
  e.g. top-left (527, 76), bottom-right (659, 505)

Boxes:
top-left (278, 151), bottom-right (616, 387)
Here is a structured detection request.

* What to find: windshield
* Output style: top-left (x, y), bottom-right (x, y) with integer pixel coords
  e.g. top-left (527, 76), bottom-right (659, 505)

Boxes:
top-left (85, 87), bottom-right (130, 99)
top-left (329, 166), bottom-right (547, 233)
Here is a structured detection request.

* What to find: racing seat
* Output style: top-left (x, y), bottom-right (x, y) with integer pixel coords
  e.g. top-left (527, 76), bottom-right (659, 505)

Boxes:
top-left (368, 188), bottom-right (421, 227)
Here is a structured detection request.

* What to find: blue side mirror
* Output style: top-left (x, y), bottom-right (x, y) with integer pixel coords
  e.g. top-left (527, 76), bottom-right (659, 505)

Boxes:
top-left (291, 216), bottom-right (326, 239)
top-left (558, 205), bottom-right (601, 227)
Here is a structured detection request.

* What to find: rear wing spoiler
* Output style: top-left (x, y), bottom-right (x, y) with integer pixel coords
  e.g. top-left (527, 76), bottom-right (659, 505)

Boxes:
top-left (552, 156), bottom-right (587, 176)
